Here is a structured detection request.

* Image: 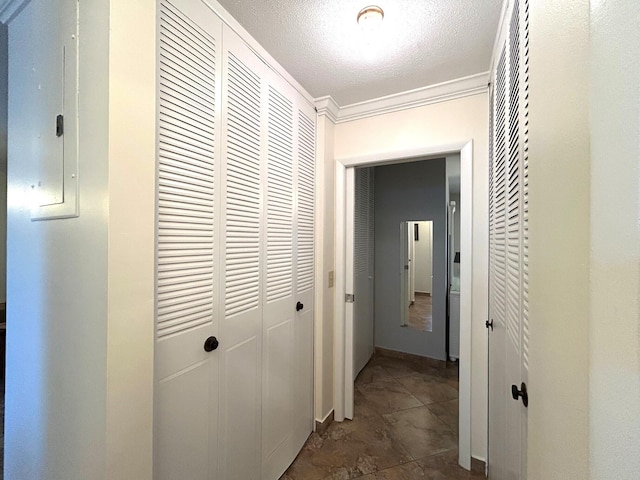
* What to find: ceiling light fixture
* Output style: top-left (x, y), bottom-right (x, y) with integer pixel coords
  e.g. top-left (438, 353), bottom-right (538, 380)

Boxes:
top-left (357, 5), bottom-right (384, 28)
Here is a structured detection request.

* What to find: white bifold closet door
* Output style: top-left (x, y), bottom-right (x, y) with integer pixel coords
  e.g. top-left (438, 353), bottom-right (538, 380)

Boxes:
top-left (155, 1), bottom-right (222, 479)
top-left (353, 167), bottom-right (375, 378)
top-left (155, 2), bottom-right (314, 480)
top-left (217, 26), bottom-right (315, 480)
top-left (488, 0), bottom-right (529, 478)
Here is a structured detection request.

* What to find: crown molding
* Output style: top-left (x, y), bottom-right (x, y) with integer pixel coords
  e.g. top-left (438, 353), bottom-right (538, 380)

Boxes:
top-left (314, 95), bottom-right (340, 123)
top-left (336, 72), bottom-right (490, 123)
top-left (0, 0), bottom-right (29, 24)
top-left (315, 73), bottom-right (490, 125)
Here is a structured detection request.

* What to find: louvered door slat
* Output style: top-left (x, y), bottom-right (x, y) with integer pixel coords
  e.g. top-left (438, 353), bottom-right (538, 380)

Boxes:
top-left (522, 0), bottom-right (530, 372)
top-left (355, 168), bottom-right (369, 277)
top-left (506, 0), bottom-right (521, 352)
top-left (266, 86), bottom-right (294, 303)
top-left (493, 46), bottom-right (508, 333)
top-left (157, 0), bottom-right (217, 339)
top-left (224, 52), bottom-right (262, 318)
top-left (296, 111), bottom-right (315, 294)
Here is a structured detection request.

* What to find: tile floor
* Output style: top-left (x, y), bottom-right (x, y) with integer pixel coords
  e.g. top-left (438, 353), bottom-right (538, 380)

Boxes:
top-left (281, 352), bottom-right (484, 480)
top-left (407, 294), bottom-right (433, 332)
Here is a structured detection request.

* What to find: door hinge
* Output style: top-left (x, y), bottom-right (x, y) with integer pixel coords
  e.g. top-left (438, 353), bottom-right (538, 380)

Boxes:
top-left (485, 319), bottom-right (494, 331)
top-left (345, 293), bottom-right (355, 303)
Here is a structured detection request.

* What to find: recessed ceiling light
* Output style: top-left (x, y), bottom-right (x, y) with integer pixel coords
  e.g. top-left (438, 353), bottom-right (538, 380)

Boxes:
top-left (357, 5), bottom-right (384, 28)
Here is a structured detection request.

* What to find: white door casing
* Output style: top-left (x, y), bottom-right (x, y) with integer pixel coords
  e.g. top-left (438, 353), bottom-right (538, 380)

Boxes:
top-left (335, 141), bottom-right (475, 469)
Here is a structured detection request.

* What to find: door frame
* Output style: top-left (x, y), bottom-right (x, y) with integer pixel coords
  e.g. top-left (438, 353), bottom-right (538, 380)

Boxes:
top-left (333, 140), bottom-right (474, 469)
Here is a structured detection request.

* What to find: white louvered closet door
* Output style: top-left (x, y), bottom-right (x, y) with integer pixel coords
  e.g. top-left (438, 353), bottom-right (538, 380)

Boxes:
top-left (261, 74), bottom-right (297, 479)
top-left (260, 64), bottom-right (316, 480)
top-left (292, 100), bottom-right (316, 454)
top-left (219, 26), bottom-right (266, 480)
top-left (353, 167), bottom-right (375, 378)
top-left (488, 0), bottom-right (530, 478)
top-left (155, 1), bottom-right (222, 479)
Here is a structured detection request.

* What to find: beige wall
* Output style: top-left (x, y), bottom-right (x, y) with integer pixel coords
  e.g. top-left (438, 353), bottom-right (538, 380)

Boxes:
top-left (315, 114), bottom-right (336, 422)
top-left (5, 1), bottom-right (156, 479)
top-left (333, 93), bottom-right (489, 460)
top-left (589, 1), bottom-right (640, 478)
top-left (0, 23), bottom-right (6, 305)
top-left (527, 1), bottom-right (591, 478)
top-left (106, 1), bottom-right (156, 478)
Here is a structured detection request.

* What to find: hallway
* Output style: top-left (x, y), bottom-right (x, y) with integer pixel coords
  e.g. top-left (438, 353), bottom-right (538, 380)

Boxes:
top-left (282, 352), bottom-right (483, 479)
top-left (407, 294), bottom-right (433, 332)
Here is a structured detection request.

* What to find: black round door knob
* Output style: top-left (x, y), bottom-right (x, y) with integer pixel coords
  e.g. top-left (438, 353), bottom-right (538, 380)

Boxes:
top-left (296, 301), bottom-right (304, 312)
top-left (511, 382), bottom-right (528, 407)
top-left (204, 336), bottom-right (219, 352)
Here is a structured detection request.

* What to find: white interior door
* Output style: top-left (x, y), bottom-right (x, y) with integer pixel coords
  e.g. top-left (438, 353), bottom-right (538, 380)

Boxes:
top-left (353, 167), bottom-right (375, 378)
top-left (409, 223), bottom-right (415, 303)
top-left (155, 1), bottom-right (222, 479)
top-left (399, 221), bottom-right (409, 326)
top-left (292, 105), bottom-right (316, 451)
top-left (261, 73), bottom-right (315, 478)
top-left (219, 27), bottom-right (265, 480)
top-left (261, 77), bottom-right (297, 479)
top-left (488, 45), bottom-right (508, 480)
top-left (488, 0), bottom-right (529, 478)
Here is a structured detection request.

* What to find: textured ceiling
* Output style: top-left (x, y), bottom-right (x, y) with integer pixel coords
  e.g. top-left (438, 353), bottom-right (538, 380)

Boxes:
top-left (217, 0), bottom-right (503, 106)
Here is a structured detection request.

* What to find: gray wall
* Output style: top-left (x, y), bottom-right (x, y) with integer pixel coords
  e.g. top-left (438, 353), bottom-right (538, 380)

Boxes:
top-left (374, 159), bottom-right (447, 360)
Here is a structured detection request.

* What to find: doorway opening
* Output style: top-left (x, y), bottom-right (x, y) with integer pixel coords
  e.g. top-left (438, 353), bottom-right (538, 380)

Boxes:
top-left (334, 141), bottom-right (474, 469)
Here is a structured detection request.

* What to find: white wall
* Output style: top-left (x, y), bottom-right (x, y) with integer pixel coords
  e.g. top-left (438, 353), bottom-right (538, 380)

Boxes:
top-left (5, 1), bottom-right (109, 477)
top-left (527, 1), bottom-right (590, 478)
top-left (0, 23), bottom-right (6, 306)
top-left (414, 221), bottom-right (432, 294)
top-left (589, 1), bottom-right (640, 478)
top-left (315, 114), bottom-right (335, 422)
top-left (334, 93), bottom-right (489, 460)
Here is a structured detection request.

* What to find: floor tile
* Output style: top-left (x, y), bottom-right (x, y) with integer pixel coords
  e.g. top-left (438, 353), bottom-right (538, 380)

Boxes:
top-left (358, 461), bottom-right (428, 479)
top-left (397, 373), bottom-right (459, 406)
top-left (356, 378), bottom-right (423, 415)
top-left (370, 356), bottom-right (426, 379)
top-left (426, 399), bottom-right (459, 432)
top-left (383, 407), bottom-right (457, 460)
top-left (281, 413), bottom-right (412, 480)
top-left (282, 352), bottom-right (477, 480)
top-left (356, 362), bottom-right (394, 386)
top-left (417, 450), bottom-right (485, 479)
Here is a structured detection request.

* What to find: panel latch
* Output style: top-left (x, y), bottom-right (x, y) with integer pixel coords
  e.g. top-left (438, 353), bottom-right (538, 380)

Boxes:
top-left (56, 114), bottom-right (64, 137)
